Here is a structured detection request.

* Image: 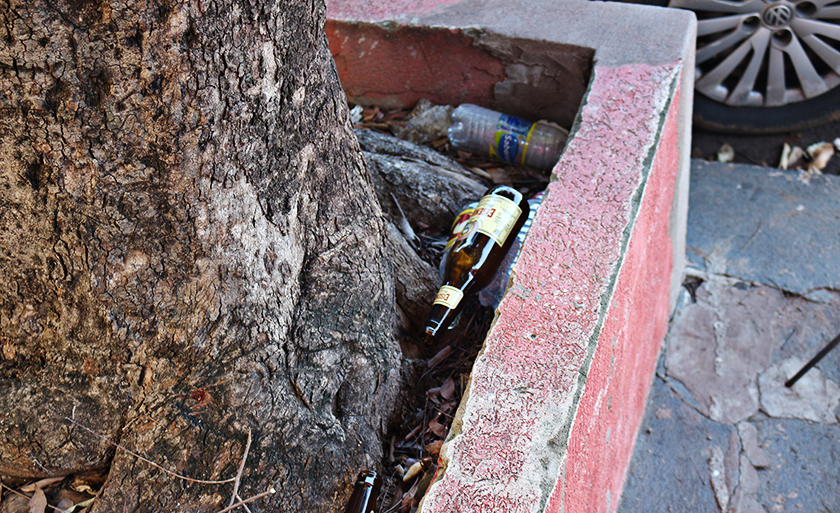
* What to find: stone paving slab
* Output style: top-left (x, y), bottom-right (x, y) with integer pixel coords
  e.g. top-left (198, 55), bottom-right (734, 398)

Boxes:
top-left (619, 376), bottom-right (738, 513)
top-left (753, 417), bottom-right (840, 512)
top-left (686, 160), bottom-right (840, 297)
top-left (620, 160), bottom-right (840, 513)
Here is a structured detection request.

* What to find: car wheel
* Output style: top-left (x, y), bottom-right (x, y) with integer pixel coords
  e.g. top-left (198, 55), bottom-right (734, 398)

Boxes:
top-left (669, 0), bottom-right (840, 134)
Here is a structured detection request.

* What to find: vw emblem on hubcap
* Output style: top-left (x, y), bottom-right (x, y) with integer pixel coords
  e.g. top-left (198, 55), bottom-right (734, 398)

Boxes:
top-left (763, 4), bottom-right (793, 28)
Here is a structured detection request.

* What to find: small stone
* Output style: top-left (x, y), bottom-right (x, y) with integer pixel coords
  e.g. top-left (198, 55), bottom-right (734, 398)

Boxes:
top-left (732, 492), bottom-right (769, 513)
top-left (739, 454), bottom-right (760, 495)
top-left (718, 142), bottom-right (735, 163)
top-left (709, 445), bottom-right (729, 512)
top-left (758, 358), bottom-right (840, 423)
top-left (654, 408), bottom-right (672, 420)
top-left (725, 428), bottom-right (742, 494)
top-left (738, 421), bottom-right (771, 469)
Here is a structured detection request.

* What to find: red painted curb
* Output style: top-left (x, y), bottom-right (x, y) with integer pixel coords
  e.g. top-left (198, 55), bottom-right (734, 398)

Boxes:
top-left (326, 22), bottom-right (505, 109)
top-left (422, 63), bottom-right (682, 513)
top-left (326, 1), bottom-right (695, 511)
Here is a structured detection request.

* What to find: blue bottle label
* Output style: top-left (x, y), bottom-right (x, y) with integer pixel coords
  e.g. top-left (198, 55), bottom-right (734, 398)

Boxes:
top-left (488, 114), bottom-right (535, 165)
top-left (492, 133), bottom-right (520, 164)
top-left (498, 114), bottom-right (532, 135)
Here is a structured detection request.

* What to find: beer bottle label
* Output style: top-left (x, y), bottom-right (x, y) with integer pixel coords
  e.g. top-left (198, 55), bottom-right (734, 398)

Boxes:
top-left (472, 194), bottom-right (522, 246)
top-left (433, 285), bottom-right (464, 309)
top-left (445, 203), bottom-right (478, 250)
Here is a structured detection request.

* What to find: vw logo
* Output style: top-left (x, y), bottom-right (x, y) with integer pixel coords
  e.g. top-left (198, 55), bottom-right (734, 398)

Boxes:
top-left (763, 4), bottom-right (793, 27)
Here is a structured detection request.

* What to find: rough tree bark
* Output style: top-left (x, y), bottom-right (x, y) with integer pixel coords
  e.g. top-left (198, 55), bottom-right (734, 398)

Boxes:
top-left (0, 0), bottom-right (414, 510)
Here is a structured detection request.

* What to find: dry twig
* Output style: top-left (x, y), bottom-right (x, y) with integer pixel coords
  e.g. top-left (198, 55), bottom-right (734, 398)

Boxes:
top-left (214, 489), bottom-right (276, 513)
top-left (65, 417), bottom-right (235, 485)
top-left (65, 417), bottom-right (273, 512)
top-left (228, 428), bottom-right (252, 508)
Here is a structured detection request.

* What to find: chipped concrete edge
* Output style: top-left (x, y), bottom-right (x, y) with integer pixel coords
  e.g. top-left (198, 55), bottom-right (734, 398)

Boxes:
top-left (553, 64), bottom-right (684, 513)
top-left (421, 61), bottom-right (685, 512)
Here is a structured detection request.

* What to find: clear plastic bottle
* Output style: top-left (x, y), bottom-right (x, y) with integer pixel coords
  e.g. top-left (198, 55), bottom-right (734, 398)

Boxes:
top-left (448, 104), bottom-right (567, 171)
top-left (478, 192), bottom-right (543, 309)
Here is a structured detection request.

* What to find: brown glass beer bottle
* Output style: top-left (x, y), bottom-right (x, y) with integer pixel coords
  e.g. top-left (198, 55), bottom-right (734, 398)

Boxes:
top-left (421, 185), bottom-right (531, 346)
top-left (343, 470), bottom-right (382, 513)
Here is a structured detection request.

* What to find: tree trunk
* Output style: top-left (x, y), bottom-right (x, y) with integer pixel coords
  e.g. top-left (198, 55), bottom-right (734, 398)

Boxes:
top-left (0, 0), bottom-right (407, 510)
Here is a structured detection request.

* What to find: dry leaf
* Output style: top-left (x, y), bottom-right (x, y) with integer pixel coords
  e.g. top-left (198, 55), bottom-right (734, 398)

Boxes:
top-left (349, 105), bottom-right (363, 125)
top-left (779, 143), bottom-right (793, 169)
top-left (424, 440), bottom-right (443, 457)
top-left (487, 167), bottom-right (513, 186)
top-left (440, 378), bottom-right (456, 400)
top-left (807, 141), bottom-right (833, 170)
top-left (73, 498), bottom-right (96, 511)
top-left (28, 486), bottom-right (47, 513)
top-left (469, 166), bottom-right (492, 179)
top-left (403, 460), bottom-right (424, 482)
top-left (431, 137), bottom-right (448, 149)
top-left (788, 145), bottom-right (805, 169)
top-left (414, 465), bottom-right (437, 502)
top-left (717, 142), bottom-right (734, 163)
top-left (425, 386), bottom-right (441, 398)
top-left (72, 483), bottom-right (96, 495)
top-left (21, 477), bottom-right (64, 492)
top-left (428, 415), bottom-right (447, 437)
top-left (1, 494), bottom-right (30, 513)
top-left (439, 401), bottom-right (456, 415)
top-left (780, 143), bottom-right (806, 170)
top-left (62, 497), bottom-right (95, 513)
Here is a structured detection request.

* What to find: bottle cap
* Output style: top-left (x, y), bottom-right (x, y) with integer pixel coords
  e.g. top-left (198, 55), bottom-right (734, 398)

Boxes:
top-left (356, 470), bottom-right (382, 490)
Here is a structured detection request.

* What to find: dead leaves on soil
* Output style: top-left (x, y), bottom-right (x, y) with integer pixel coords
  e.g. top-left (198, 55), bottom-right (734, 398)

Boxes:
top-left (779, 140), bottom-right (836, 184)
top-left (0, 472), bottom-right (102, 513)
top-left (381, 333), bottom-right (484, 513)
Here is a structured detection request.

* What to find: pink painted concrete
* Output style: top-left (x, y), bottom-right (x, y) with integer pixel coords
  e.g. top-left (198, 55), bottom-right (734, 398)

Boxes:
top-left (420, 62), bottom-right (682, 513)
top-left (325, 1), bottom-right (695, 510)
top-left (326, 22), bottom-right (505, 109)
top-left (550, 84), bottom-right (683, 513)
top-left (327, 0), bottom-right (461, 22)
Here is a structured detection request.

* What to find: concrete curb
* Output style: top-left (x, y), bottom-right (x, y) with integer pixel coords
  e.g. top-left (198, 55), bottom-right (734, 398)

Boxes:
top-left (326, 1), bottom-right (696, 511)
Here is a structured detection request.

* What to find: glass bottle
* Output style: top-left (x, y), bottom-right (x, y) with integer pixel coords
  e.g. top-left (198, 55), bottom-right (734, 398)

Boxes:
top-left (343, 470), bottom-right (382, 513)
top-left (421, 185), bottom-right (531, 346)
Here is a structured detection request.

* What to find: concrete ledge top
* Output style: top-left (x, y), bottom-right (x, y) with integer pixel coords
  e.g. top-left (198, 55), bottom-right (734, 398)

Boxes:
top-left (327, 0), bottom-right (697, 68)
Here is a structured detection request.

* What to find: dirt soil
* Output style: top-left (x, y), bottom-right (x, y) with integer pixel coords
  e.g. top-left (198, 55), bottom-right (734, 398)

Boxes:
top-left (691, 119), bottom-right (840, 175)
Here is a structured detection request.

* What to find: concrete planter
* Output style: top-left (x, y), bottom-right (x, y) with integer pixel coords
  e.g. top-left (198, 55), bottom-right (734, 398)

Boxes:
top-left (326, 1), bottom-right (696, 511)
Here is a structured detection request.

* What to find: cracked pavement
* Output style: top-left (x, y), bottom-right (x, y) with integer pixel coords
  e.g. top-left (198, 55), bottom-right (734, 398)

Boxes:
top-left (619, 161), bottom-right (840, 513)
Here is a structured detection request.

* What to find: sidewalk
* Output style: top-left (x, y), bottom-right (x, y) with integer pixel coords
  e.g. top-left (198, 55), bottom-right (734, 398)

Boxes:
top-left (619, 160), bottom-right (840, 512)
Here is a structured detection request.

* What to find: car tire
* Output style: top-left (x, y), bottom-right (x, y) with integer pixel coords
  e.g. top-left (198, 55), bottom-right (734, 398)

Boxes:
top-left (693, 80), bottom-right (840, 134)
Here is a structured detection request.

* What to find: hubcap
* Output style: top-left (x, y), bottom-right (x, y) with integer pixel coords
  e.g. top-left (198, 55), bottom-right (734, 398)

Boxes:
top-left (669, 0), bottom-right (840, 107)
top-left (763, 3), bottom-right (793, 27)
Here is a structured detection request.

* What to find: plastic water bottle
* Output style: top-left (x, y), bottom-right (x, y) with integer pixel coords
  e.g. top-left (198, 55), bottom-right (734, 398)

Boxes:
top-left (479, 192), bottom-right (543, 309)
top-left (448, 104), bottom-right (567, 171)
